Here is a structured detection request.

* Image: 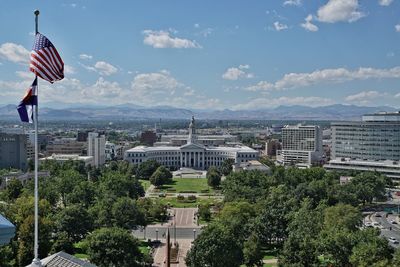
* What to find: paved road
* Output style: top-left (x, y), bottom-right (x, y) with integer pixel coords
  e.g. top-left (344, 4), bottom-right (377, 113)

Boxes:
top-left (133, 226), bottom-right (202, 240)
top-left (368, 212), bottom-right (400, 248)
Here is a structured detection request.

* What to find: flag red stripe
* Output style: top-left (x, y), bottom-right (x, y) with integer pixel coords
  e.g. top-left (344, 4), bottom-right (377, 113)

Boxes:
top-left (30, 61), bottom-right (54, 82)
top-left (31, 53), bottom-right (59, 80)
top-left (36, 50), bottom-right (61, 78)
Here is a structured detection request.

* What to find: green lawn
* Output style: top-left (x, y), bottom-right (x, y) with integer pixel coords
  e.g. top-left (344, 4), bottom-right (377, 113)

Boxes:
top-left (139, 179), bottom-right (151, 191)
top-left (158, 178), bottom-right (211, 193)
top-left (158, 196), bottom-right (220, 208)
top-left (139, 240), bottom-right (151, 255)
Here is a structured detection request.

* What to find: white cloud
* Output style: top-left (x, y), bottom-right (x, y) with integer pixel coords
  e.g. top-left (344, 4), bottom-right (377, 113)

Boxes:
top-left (301, 15), bottom-right (319, 32)
top-left (317, 0), bottom-right (365, 23)
top-left (64, 65), bottom-right (75, 75)
top-left (0, 43), bottom-right (29, 64)
top-left (94, 61), bottom-right (118, 76)
top-left (245, 81), bottom-right (274, 91)
top-left (143, 30), bottom-right (201, 49)
top-left (15, 71), bottom-right (34, 80)
top-left (283, 0), bottom-right (302, 6)
top-left (194, 23), bottom-right (200, 28)
top-left (395, 93), bottom-right (400, 98)
top-left (395, 24), bottom-right (400, 32)
top-left (233, 96), bottom-right (334, 110)
top-left (79, 54), bottom-right (93, 60)
top-left (379, 0), bottom-right (393, 6)
top-left (245, 66), bottom-right (400, 91)
top-left (273, 21), bottom-right (288, 31)
top-left (222, 65), bottom-right (254, 80)
top-left (345, 90), bottom-right (388, 105)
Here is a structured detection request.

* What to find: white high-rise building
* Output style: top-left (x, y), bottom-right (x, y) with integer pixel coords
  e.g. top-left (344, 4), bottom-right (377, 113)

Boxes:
top-left (87, 132), bottom-right (105, 167)
top-left (277, 124), bottom-right (323, 167)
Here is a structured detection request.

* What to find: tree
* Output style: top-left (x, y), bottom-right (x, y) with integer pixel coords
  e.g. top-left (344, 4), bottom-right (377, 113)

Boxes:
top-left (50, 231), bottom-right (74, 255)
top-left (112, 197), bottom-right (146, 229)
top-left (6, 179), bottom-right (23, 201)
top-left (279, 199), bottom-right (323, 266)
top-left (99, 171), bottom-right (144, 200)
top-left (86, 227), bottom-right (143, 267)
top-left (56, 204), bottom-right (94, 242)
top-left (186, 224), bottom-right (243, 267)
top-left (56, 169), bottom-right (86, 207)
top-left (243, 233), bottom-right (263, 267)
top-left (67, 180), bottom-right (97, 208)
top-left (350, 172), bottom-right (390, 204)
top-left (13, 197), bottom-right (53, 266)
top-left (135, 160), bottom-right (160, 180)
top-left (207, 166), bottom-right (221, 189)
top-left (323, 204), bottom-right (362, 231)
top-left (198, 203), bottom-right (211, 222)
top-left (149, 166), bottom-right (172, 187)
top-left (218, 201), bottom-right (256, 242)
top-left (219, 158), bottom-right (234, 176)
top-left (350, 228), bottom-right (394, 267)
top-left (254, 185), bottom-right (296, 246)
top-left (0, 245), bottom-right (14, 267)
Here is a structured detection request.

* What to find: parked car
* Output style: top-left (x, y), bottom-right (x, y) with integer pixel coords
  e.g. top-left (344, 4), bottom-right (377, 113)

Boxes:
top-left (391, 220), bottom-right (398, 224)
top-left (375, 213), bottom-right (382, 217)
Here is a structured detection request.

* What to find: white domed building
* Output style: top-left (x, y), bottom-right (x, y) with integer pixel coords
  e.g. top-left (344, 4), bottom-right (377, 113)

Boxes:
top-left (124, 116), bottom-right (259, 170)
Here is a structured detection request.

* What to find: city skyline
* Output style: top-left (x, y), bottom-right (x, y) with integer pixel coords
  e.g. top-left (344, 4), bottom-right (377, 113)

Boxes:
top-left (1, 0), bottom-right (400, 110)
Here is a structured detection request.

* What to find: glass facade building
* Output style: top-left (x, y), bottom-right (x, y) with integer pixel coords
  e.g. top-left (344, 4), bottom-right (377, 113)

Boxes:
top-left (331, 112), bottom-right (400, 161)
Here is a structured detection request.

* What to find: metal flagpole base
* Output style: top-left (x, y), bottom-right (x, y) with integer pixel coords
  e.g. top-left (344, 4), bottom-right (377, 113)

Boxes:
top-left (31, 258), bottom-right (42, 267)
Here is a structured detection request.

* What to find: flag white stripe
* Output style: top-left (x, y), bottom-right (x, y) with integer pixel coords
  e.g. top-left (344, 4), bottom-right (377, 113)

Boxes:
top-left (32, 51), bottom-right (60, 80)
top-left (26, 105), bottom-right (33, 123)
top-left (30, 63), bottom-right (55, 81)
top-left (48, 47), bottom-right (63, 74)
top-left (43, 48), bottom-right (62, 77)
top-left (34, 50), bottom-right (60, 78)
top-left (30, 59), bottom-right (57, 81)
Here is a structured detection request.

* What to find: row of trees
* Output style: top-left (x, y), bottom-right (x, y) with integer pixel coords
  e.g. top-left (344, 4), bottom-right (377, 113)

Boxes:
top-left (0, 160), bottom-right (168, 267)
top-left (186, 167), bottom-right (397, 267)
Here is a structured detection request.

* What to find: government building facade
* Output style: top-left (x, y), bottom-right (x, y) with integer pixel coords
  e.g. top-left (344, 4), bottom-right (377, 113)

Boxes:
top-left (124, 117), bottom-right (259, 170)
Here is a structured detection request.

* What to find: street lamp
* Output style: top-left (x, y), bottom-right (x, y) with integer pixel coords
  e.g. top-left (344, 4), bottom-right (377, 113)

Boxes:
top-left (174, 213), bottom-right (177, 244)
top-left (193, 229), bottom-right (196, 240)
top-left (156, 229), bottom-right (159, 241)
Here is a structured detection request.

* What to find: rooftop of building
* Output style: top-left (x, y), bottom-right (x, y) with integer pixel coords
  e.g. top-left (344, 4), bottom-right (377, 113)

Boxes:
top-left (327, 158), bottom-right (400, 167)
top-left (26, 251), bottom-right (97, 267)
top-left (126, 144), bottom-right (257, 153)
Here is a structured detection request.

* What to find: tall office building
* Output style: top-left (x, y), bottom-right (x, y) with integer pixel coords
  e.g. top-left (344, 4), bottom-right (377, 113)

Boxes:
top-left (331, 112), bottom-right (400, 161)
top-left (277, 124), bottom-right (323, 167)
top-left (87, 132), bottom-right (106, 167)
top-left (0, 133), bottom-right (28, 170)
top-left (325, 112), bottom-right (400, 180)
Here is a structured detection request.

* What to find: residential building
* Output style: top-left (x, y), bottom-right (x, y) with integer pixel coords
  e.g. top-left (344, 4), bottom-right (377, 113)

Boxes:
top-left (276, 124), bottom-right (323, 167)
top-left (25, 251), bottom-right (97, 267)
top-left (125, 117), bottom-right (259, 170)
top-left (0, 133), bottom-right (28, 170)
top-left (87, 132), bottom-right (106, 167)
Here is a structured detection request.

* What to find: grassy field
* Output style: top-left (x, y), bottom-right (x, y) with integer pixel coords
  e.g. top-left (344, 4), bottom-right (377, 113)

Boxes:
top-left (158, 178), bottom-right (211, 193)
top-left (139, 179), bottom-right (151, 191)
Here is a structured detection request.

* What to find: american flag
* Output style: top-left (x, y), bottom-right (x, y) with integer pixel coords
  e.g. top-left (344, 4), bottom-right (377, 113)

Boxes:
top-left (30, 33), bottom-right (64, 83)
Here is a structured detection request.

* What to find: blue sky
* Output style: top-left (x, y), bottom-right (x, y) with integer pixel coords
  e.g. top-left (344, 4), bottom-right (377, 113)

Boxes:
top-left (1, 0), bottom-right (400, 110)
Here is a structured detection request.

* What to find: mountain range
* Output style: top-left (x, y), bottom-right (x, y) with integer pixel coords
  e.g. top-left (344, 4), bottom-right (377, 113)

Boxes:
top-left (0, 104), bottom-right (397, 121)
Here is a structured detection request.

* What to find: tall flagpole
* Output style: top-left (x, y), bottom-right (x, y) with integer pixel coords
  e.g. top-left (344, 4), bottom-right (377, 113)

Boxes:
top-left (32, 9), bottom-right (42, 267)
